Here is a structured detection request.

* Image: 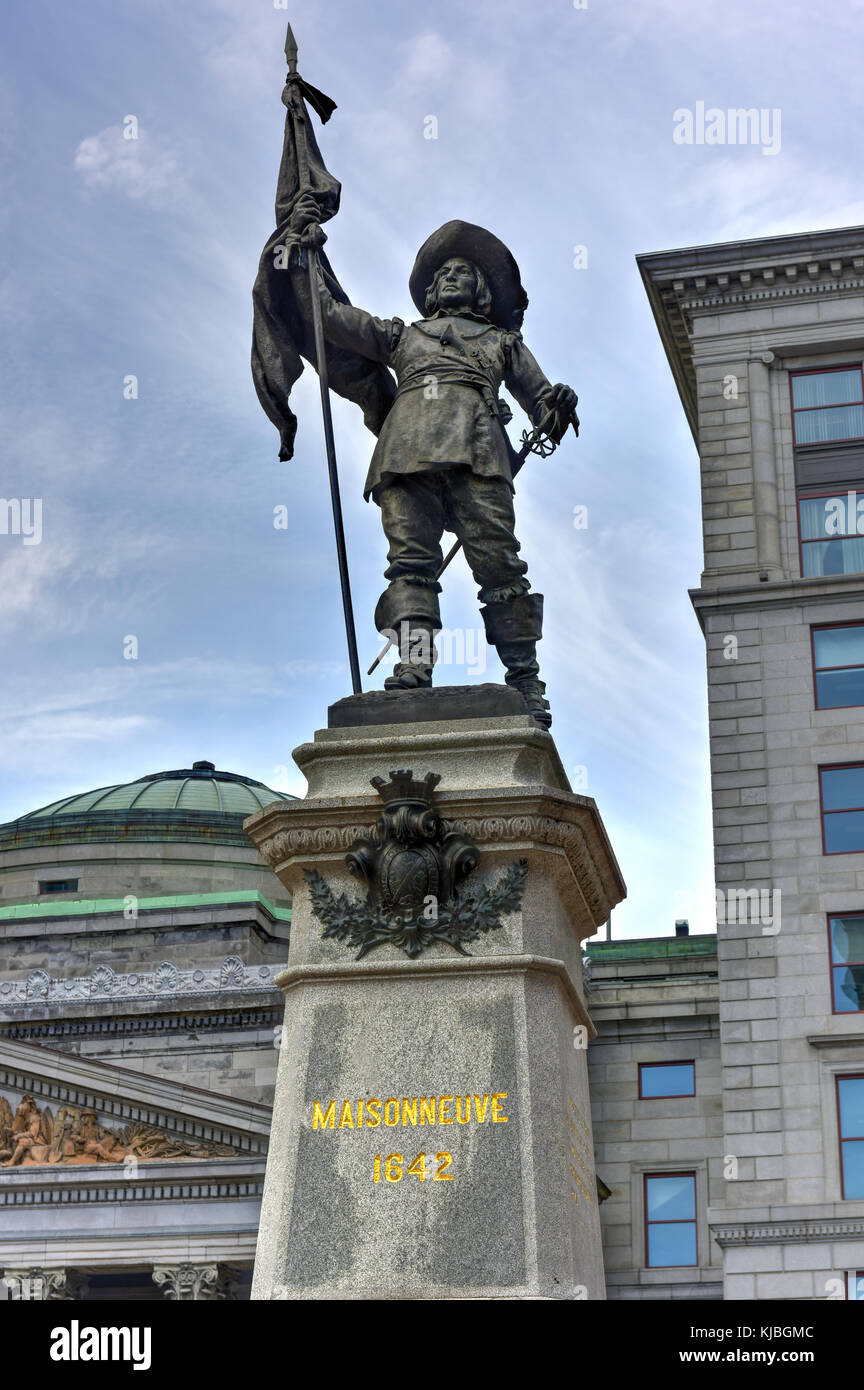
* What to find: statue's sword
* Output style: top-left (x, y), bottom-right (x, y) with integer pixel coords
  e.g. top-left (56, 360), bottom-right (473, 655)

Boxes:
top-left (367, 408), bottom-right (570, 676)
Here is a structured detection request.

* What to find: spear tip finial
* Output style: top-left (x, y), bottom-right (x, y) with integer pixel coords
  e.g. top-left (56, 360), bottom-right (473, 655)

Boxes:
top-left (284, 22), bottom-right (299, 73)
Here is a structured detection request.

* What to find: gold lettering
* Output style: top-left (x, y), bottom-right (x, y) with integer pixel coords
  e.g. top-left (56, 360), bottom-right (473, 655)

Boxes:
top-left (402, 1097), bottom-right (418, 1127)
top-left (338, 1100), bottom-right (354, 1129)
top-left (357, 1098), bottom-right (364, 1127)
top-left (365, 1098), bottom-right (381, 1128)
top-left (473, 1095), bottom-right (490, 1123)
top-left (419, 1097), bottom-right (436, 1126)
top-left (491, 1092), bottom-right (508, 1123)
top-left (384, 1098), bottom-right (399, 1127)
top-left (439, 1095), bottom-right (454, 1124)
top-left (312, 1100), bottom-right (336, 1130)
top-left (456, 1095), bottom-right (471, 1124)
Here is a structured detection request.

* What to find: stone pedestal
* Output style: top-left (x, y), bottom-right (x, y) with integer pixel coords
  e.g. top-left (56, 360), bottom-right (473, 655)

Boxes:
top-left (245, 690), bottom-right (625, 1300)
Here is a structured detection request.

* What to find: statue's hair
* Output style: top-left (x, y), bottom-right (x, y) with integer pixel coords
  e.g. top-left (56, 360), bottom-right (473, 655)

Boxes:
top-left (424, 258), bottom-right (493, 319)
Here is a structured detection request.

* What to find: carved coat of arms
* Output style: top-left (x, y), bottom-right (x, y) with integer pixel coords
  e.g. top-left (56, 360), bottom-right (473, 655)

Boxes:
top-left (305, 769), bottom-right (527, 960)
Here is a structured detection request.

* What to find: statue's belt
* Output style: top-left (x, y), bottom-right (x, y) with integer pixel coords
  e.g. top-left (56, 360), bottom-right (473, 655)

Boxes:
top-left (394, 365), bottom-right (501, 417)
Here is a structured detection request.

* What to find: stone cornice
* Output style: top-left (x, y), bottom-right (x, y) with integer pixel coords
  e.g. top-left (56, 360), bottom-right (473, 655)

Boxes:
top-left (0, 1155), bottom-right (266, 1206)
top-left (0, 955), bottom-right (288, 1015)
top-left (638, 225), bottom-right (864, 441)
top-left (0, 1037), bottom-right (272, 1145)
top-left (690, 570), bottom-right (864, 628)
top-left (246, 785), bottom-right (626, 929)
top-left (275, 952), bottom-right (596, 1038)
top-left (711, 1217), bottom-right (864, 1246)
top-left (806, 1031), bottom-right (864, 1049)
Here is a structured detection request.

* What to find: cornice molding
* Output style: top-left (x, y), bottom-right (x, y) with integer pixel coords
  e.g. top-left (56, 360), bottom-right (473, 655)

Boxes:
top-left (0, 955), bottom-right (288, 1013)
top-left (711, 1217), bottom-right (864, 1246)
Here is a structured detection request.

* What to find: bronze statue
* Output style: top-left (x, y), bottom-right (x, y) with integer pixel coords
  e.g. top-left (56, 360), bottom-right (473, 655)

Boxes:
top-left (252, 29), bottom-right (579, 727)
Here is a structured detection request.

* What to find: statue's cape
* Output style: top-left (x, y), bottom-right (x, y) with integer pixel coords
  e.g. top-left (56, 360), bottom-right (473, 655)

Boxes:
top-left (251, 81), bottom-right (396, 461)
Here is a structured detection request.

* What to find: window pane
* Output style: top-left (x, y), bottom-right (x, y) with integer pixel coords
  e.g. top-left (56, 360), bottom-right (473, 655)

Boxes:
top-left (794, 404), bottom-right (864, 443)
top-left (841, 1141), bottom-right (864, 1198)
top-left (647, 1222), bottom-right (697, 1267)
top-left (646, 1174), bottom-right (695, 1221)
top-left (838, 1077), bottom-right (864, 1136)
top-left (824, 810), bottom-right (864, 853)
top-left (833, 966), bottom-right (864, 1012)
top-left (830, 917), bottom-right (864, 965)
top-left (799, 496), bottom-right (847, 541)
top-left (640, 1063), bottom-right (695, 1097)
top-left (821, 766), bottom-right (864, 811)
top-left (814, 625), bottom-right (864, 669)
top-left (816, 668), bottom-right (864, 708)
top-left (850, 1272), bottom-right (864, 1300)
top-left (802, 538), bottom-right (864, 577)
top-left (792, 369), bottom-right (863, 409)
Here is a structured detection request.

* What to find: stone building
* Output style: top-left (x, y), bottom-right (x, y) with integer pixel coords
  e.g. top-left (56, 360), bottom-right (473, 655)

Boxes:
top-left (0, 761), bottom-right (293, 1300)
top-left (625, 223), bottom-right (864, 1300)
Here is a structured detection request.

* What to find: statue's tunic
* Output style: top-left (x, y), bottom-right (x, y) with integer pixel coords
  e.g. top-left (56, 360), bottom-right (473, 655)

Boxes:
top-left (316, 295), bottom-right (556, 499)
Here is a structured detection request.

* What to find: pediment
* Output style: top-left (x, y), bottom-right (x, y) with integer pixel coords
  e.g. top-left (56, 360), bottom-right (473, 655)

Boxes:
top-left (0, 1037), bottom-right (271, 1175)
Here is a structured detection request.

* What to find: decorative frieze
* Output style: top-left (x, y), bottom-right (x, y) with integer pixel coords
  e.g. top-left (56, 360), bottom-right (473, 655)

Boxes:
top-left (0, 956), bottom-right (289, 1011)
top-left (0, 1091), bottom-right (240, 1167)
top-left (712, 1218), bottom-right (864, 1246)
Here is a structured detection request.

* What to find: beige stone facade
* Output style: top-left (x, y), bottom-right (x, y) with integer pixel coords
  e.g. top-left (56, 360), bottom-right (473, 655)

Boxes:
top-left (635, 226), bottom-right (864, 1299)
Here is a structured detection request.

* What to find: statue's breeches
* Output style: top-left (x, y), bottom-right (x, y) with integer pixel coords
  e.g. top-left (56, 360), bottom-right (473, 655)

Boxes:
top-left (374, 468), bottom-right (530, 633)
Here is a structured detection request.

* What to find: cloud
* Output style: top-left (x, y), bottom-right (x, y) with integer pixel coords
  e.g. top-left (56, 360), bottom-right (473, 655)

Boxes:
top-left (73, 124), bottom-right (183, 203)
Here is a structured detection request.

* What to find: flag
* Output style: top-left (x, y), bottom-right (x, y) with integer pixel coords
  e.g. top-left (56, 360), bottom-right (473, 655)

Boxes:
top-left (251, 78), bottom-right (396, 462)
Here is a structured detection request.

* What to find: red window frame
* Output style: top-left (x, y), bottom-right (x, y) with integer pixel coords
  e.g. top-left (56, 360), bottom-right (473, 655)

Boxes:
top-left (797, 487), bottom-right (864, 578)
top-left (790, 364), bottom-right (864, 446)
top-left (836, 1073), bottom-right (864, 1200)
top-left (811, 622), bottom-right (864, 710)
top-left (638, 1061), bottom-right (696, 1099)
top-left (819, 763), bottom-right (864, 856)
top-left (643, 1171), bottom-right (698, 1269)
top-left (827, 912), bottom-right (864, 1015)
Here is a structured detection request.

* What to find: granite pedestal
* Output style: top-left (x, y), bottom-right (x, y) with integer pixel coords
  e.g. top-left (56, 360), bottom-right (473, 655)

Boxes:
top-left (245, 688), bottom-right (625, 1300)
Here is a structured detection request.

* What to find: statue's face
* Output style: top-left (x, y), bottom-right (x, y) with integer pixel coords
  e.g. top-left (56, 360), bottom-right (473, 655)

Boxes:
top-left (435, 258), bottom-right (477, 313)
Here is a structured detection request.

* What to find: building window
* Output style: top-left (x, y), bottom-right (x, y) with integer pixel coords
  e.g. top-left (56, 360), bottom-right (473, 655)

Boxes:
top-left (837, 1075), bottom-right (864, 1199)
top-left (828, 915), bottom-right (864, 1013)
top-left (639, 1062), bottom-right (695, 1098)
top-left (813, 624), bottom-right (864, 708)
top-left (791, 367), bottom-right (864, 446)
top-left (820, 765), bottom-right (864, 854)
top-left (38, 879), bottom-right (78, 895)
top-left (848, 1272), bottom-right (864, 1300)
top-left (799, 490), bottom-right (864, 577)
top-left (644, 1172), bottom-right (697, 1267)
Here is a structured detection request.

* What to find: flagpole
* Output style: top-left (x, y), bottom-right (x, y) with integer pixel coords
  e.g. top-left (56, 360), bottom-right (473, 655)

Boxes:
top-left (283, 24), bottom-right (362, 695)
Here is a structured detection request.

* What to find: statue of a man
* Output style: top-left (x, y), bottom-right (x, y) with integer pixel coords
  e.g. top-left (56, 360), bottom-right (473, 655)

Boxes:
top-left (288, 199), bottom-right (578, 728)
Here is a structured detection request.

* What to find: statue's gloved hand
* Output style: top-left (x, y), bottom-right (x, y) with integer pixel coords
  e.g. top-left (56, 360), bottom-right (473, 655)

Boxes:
top-left (542, 383), bottom-right (580, 440)
top-left (288, 192), bottom-right (327, 249)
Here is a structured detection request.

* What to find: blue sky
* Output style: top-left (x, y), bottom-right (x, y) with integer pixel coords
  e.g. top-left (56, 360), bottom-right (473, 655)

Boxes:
top-left (2, 0), bottom-right (864, 938)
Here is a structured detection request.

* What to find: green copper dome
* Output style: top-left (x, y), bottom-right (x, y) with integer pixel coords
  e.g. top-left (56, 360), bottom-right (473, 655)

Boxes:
top-left (1, 761), bottom-right (296, 849)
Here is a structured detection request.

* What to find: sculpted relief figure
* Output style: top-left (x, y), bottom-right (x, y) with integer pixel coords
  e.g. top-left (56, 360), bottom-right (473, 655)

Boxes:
top-left (0, 1092), bottom-right (238, 1166)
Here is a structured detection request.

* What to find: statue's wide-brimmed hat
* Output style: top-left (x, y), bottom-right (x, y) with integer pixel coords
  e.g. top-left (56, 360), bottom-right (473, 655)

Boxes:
top-left (409, 220), bottom-right (529, 330)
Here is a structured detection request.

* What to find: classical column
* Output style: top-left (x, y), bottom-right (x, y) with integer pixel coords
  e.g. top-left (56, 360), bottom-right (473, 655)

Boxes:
top-left (152, 1263), bottom-right (224, 1301)
top-left (245, 689), bottom-right (625, 1301)
top-left (2, 1268), bottom-right (88, 1300)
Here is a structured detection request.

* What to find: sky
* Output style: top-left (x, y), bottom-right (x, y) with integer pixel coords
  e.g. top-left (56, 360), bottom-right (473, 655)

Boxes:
top-left (3, 0), bottom-right (864, 939)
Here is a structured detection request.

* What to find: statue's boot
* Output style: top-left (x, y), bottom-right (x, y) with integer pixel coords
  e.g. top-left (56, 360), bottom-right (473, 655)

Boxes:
top-left (480, 592), bottom-right (552, 729)
top-left (375, 579), bottom-right (441, 691)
